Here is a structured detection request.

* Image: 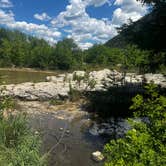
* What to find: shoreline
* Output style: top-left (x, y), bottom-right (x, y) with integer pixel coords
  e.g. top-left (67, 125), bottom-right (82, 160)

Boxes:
top-left (0, 67), bottom-right (57, 74)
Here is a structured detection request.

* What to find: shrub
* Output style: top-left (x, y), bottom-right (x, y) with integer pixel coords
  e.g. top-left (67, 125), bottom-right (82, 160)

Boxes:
top-left (104, 84), bottom-right (166, 166)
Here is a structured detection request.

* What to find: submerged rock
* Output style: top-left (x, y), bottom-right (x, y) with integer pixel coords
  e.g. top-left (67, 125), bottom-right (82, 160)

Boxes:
top-left (89, 118), bottom-right (131, 138)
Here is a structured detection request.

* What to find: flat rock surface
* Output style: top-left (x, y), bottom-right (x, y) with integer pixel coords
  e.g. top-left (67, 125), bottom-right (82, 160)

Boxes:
top-left (1, 69), bottom-right (166, 100)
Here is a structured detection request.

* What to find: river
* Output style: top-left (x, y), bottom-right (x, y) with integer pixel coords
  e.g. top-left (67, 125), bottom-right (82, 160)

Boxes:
top-left (0, 69), bottom-right (55, 84)
top-left (0, 69), bottom-right (106, 166)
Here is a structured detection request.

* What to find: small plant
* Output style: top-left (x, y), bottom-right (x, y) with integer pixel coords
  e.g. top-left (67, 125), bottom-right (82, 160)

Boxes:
top-left (68, 72), bottom-right (96, 101)
top-left (68, 83), bottom-right (82, 101)
top-left (73, 72), bottom-right (85, 88)
top-left (83, 72), bottom-right (96, 90)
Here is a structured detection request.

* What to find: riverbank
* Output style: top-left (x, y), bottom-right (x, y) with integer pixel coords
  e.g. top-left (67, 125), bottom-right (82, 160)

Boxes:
top-left (0, 67), bottom-right (56, 74)
top-left (1, 69), bottom-right (166, 101)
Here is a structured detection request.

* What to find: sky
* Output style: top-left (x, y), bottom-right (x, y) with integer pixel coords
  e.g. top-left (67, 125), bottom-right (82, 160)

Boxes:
top-left (0, 0), bottom-right (148, 49)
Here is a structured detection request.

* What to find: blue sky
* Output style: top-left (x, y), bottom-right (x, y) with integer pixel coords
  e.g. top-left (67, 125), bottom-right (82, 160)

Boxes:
top-left (0, 0), bottom-right (148, 49)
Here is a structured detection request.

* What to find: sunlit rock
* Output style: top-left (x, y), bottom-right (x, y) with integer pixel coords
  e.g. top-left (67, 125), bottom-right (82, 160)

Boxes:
top-left (92, 151), bottom-right (104, 162)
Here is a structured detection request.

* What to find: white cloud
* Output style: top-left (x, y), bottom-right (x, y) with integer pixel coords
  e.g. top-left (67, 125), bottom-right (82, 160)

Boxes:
top-left (78, 42), bottom-right (93, 50)
top-left (51, 0), bottom-right (148, 49)
top-left (112, 0), bottom-right (148, 25)
top-left (51, 0), bottom-right (117, 49)
top-left (0, 0), bottom-right (148, 49)
top-left (0, 9), bottom-right (14, 23)
top-left (84, 0), bottom-right (111, 7)
top-left (34, 12), bottom-right (51, 21)
top-left (0, 9), bottom-right (61, 43)
top-left (0, 0), bottom-right (13, 8)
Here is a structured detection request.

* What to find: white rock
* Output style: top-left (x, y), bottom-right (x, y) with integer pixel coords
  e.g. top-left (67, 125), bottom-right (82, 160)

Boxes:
top-left (92, 151), bottom-right (104, 162)
top-left (1, 69), bottom-right (166, 100)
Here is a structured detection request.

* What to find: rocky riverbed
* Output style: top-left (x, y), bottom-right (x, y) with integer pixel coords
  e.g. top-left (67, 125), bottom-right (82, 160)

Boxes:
top-left (16, 99), bottom-right (134, 165)
top-left (1, 69), bottom-right (166, 100)
top-left (16, 100), bottom-right (106, 166)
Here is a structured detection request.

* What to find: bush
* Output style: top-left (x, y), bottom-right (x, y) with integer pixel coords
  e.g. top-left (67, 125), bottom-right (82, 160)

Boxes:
top-left (104, 84), bottom-right (166, 166)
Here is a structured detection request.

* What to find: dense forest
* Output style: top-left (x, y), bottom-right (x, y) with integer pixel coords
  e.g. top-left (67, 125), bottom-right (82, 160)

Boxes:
top-left (0, 0), bottom-right (166, 74)
top-left (0, 27), bottom-right (165, 73)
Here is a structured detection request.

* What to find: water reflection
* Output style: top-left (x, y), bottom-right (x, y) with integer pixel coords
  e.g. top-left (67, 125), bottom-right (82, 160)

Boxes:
top-left (0, 69), bottom-right (55, 84)
top-left (29, 113), bottom-right (105, 166)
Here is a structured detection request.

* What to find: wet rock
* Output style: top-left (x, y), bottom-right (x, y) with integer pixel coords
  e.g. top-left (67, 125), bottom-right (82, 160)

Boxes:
top-left (89, 118), bottom-right (131, 138)
top-left (89, 123), bottom-right (100, 136)
top-left (92, 151), bottom-right (104, 162)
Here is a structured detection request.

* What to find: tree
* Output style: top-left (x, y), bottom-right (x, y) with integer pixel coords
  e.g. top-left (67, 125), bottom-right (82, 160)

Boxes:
top-left (122, 45), bottom-right (150, 73)
top-left (53, 38), bottom-right (81, 70)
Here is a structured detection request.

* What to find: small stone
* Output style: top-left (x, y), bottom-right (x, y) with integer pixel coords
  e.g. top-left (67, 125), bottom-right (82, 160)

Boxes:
top-left (66, 129), bottom-right (70, 134)
top-left (59, 127), bottom-right (63, 131)
top-left (35, 131), bottom-right (39, 135)
top-left (92, 151), bottom-right (104, 162)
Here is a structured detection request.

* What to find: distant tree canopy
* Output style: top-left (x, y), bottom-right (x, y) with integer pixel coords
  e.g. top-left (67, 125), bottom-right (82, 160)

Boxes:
top-left (0, 28), bottom-right (84, 70)
top-left (0, 25), bottom-right (165, 73)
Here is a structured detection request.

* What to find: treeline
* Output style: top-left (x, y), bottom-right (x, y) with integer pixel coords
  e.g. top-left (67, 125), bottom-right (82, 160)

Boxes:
top-left (0, 27), bottom-right (165, 73)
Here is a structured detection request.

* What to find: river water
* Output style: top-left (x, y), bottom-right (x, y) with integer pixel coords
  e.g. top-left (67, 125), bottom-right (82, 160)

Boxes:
top-left (29, 113), bottom-right (105, 166)
top-left (0, 69), bottom-right (55, 84)
top-left (0, 69), bottom-right (106, 166)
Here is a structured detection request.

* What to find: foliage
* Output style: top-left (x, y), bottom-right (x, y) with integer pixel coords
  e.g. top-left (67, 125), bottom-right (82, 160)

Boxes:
top-left (104, 84), bottom-right (166, 166)
top-left (0, 86), bottom-right (47, 166)
top-left (0, 27), bottom-right (165, 73)
top-left (121, 45), bottom-right (150, 73)
top-left (0, 28), bottom-right (84, 70)
top-left (0, 114), bottom-right (47, 166)
top-left (106, 0), bottom-right (166, 73)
